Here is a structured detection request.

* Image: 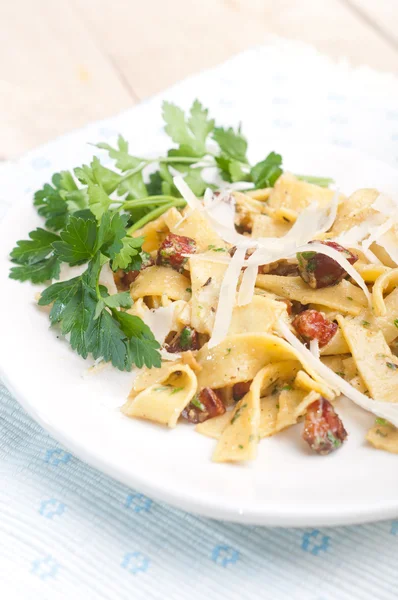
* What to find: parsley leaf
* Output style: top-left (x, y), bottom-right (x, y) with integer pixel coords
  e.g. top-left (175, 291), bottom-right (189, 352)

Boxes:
top-left (228, 160), bottom-right (251, 183)
top-left (111, 236), bottom-right (144, 271)
top-left (86, 182), bottom-right (113, 220)
top-left (113, 311), bottom-right (161, 368)
top-left (117, 172), bottom-right (147, 200)
top-left (251, 152), bottom-right (283, 188)
top-left (10, 256), bottom-right (60, 283)
top-left (94, 291), bottom-right (133, 318)
top-left (95, 135), bottom-right (142, 172)
top-left (52, 216), bottom-right (98, 265)
top-left (162, 100), bottom-right (214, 157)
top-left (52, 213), bottom-right (127, 266)
top-left (33, 171), bottom-right (87, 230)
top-left (212, 126), bottom-right (248, 163)
top-left (39, 254), bottom-right (160, 370)
top-left (10, 228), bottom-right (61, 283)
top-left (74, 156), bottom-right (122, 195)
top-left (147, 171), bottom-right (163, 196)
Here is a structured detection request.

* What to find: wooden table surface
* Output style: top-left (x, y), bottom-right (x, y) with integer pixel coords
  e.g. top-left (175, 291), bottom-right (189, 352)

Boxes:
top-left (1, 0), bottom-right (398, 160)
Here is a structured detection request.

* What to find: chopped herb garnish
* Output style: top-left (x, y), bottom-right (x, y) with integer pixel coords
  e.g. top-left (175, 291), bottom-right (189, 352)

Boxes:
top-left (326, 431), bottom-right (342, 449)
top-left (347, 296), bottom-right (353, 301)
top-left (186, 287), bottom-right (192, 293)
top-left (336, 371), bottom-right (345, 377)
top-left (375, 429), bottom-right (388, 438)
top-left (386, 362), bottom-right (398, 370)
top-left (226, 348), bottom-right (232, 355)
top-left (238, 444), bottom-right (244, 450)
top-left (362, 320), bottom-right (371, 328)
top-left (281, 384), bottom-right (292, 391)
top-left (191, 395), bottom-right (206, 412)
top-left (375, 417), bottom-right (389, 426)
top-left (231, 403), bottom-right (247, 425)
top-left (170, 386), bottom-right (185, 395)
top-left (394, 319), bottom-right (398, 329)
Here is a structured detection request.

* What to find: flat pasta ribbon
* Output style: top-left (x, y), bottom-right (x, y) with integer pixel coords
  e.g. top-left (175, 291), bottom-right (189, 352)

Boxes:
top-left (337, 315), bottom-right (398, 403)
top-left (372, 268), bottom-right (398, 316)
top-left (122, 363), bottom-right (197, 427)
top-left (130, 265), bottom-right (191, 302)
top-left (196, 333), bottom-right (336, 393)
top-left (256, 275), bottom-right (367, 316)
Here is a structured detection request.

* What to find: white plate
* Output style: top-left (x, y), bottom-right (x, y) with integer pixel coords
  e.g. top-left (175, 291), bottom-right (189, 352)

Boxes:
top-left (1, 142), bottom-right (398, 527)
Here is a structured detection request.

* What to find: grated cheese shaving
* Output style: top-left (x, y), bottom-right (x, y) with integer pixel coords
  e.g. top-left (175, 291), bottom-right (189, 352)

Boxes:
top-left (309, 339), bottom-right (320, 359)
top-left (208, 245), bottom-right (247, 349)
top-left (277, 319), bottom-right (398, 427)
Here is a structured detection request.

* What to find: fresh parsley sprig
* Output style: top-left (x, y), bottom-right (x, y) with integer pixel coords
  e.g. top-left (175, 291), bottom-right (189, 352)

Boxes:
top-left (9, 98), bottom-right (332, 372)
top-left (37, 217), bottom-right (161, 370)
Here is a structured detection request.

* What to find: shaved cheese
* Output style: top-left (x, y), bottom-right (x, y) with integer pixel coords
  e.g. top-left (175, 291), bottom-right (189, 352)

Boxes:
top-left (309, 339), bottom-right (320, 359)
top-left (204, 189), bottom-right (236, 231)
top-left (334, 220), bottom-right (374, 248)
top-left (208, 246), bottom-right (246, 349)
top-left (238, 263), bottom-right (259, 306)
top-left (362, 218), bottom-right (395, 253)
top-left (238, 196), bottom-right (339, 306)
top-left (173, 176), bottom-right (203, 211)
top-left (371, 193), bottom-right (398, 216)
top-left (378, 231), bottom-right (398, 266)
top-left (277, 319), bottom-right (398, 427)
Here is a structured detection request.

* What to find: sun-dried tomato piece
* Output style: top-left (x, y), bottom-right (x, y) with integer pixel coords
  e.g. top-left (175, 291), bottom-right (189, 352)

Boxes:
top-left (232, 380), bottom-right (252, 401)
top-left (293, 309), bottom-right (337, 347)
top-left (297, 241), bottom-right (357, 289)
top-left (303, 397), bottom-right (347, 455)
top-left (182, 388), bottom-right (226, 424)
top-left (166, 327), bottom-right (200, 353)
top-left (114, 251), bottom-right (154, 290)
top-left (156, 233), bottom-right (196, 272)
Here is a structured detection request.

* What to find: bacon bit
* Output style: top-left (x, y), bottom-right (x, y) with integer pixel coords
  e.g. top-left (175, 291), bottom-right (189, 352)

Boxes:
top-left (293, 309), bottom-right (337, 348)
top-left (303, 397), bottom-right (347, 455)
top-left (157, 233), bottom-right (196, 272)
top-left (258, 259), bottom-right (299, 277)
top-left (232, 381), bottom-right (252, 401)
top-left (166, 327), bottom-right (200, 353)
top-left (229, 247), bottom-right (299, 276)
top-left (297, 241), bottom-right (358, 289)
top-left (291, 300), bottom-right (309, 315)
top-left (114, 251), bottom-right (154, 290)
top-left (182, 388), bottom-right (226, 424)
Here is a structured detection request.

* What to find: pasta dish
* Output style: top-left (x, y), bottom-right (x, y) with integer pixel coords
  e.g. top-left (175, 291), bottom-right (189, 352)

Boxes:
top-left (9, 101), bottom-right (398, 463)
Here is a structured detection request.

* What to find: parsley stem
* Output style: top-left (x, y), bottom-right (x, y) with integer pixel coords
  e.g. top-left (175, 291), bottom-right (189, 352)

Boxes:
top-left (126, 199), bottom-right (186, 235)
top-left (122, 195), bottom-right (178, 210)
top-left (295, 174), bottom-right (334, 188)
top-left (117, 156), bottom-right (214, 190)
top-left (118, 162), bottom-right (149, 183)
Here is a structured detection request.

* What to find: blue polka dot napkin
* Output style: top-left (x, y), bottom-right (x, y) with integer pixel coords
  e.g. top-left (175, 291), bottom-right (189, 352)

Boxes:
top-left (2, 40), bottom-right (398, 599)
